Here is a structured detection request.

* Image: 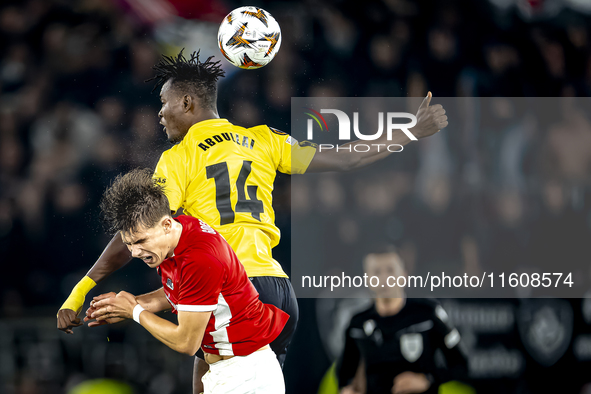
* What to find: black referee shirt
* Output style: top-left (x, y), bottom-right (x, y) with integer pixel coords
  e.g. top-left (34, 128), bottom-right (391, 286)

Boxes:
top-left (337, 299), bottom-right (467, 394)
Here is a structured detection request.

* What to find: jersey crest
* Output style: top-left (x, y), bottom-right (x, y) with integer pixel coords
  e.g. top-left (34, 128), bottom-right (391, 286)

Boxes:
top-left (400, 333), bottom-right (423, 362)
top-left (363, 319), bottom-right (376, 336)
top-left (270, 127), bottom-right (287, 135)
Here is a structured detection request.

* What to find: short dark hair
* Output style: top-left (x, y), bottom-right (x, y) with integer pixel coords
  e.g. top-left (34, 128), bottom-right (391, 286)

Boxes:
top-left (147, 49), bottom-right (225, 110)
top-left (100, 168), bottom-right (171, 234)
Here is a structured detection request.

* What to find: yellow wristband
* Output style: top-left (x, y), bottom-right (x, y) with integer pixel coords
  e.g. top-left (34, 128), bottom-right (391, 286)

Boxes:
top-left (58, 276), bottom-right (97, 315)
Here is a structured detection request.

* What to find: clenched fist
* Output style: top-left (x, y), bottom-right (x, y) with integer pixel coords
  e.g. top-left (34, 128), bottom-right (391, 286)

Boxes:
top-left (57, 309), bottom-right (83, 334)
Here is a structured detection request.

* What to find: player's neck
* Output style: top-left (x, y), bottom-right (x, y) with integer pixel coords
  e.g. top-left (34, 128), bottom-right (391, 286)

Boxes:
top-left (191, 109), bottom-right (220, 125)
top-left (167, 220), bottom-right (184, 258)
top-left (375, 297), bottom-right (405, 317)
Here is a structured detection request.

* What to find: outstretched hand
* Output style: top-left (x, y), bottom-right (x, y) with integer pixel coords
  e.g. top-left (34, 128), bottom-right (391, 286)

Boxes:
top-left (411, 92), bottom-right (448, 139)
top-left (85, 291), bottom-right (137, 326)
top-left (57, 309), bottom-right (83, 334)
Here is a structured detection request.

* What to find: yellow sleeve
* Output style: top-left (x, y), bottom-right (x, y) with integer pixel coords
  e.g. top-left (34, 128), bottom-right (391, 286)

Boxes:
top-left (270, 127), bottom-right (317, 174)
top-left (58, 276), bottom-right (97, 315)
top-left (153, 148), bottom-right (187, 213)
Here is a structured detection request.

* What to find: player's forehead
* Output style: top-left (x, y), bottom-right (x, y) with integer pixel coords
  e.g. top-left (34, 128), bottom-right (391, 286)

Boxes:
top-left (161, 79), bottom-right (192, 101)
top-left (120, 225), bottom-right (153, 244)
top-left (160, 79), bottom-right (184, 99)
top-left (160, 80), bottom-right (174, 98)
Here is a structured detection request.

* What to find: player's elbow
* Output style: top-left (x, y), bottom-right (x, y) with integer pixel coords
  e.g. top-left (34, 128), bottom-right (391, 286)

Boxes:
top-left (181, 347), bottom-right (198, 356)
top-left (178, 340), bottom-right (201, 356)
top-left (173, 331), bottom-right (202, 355)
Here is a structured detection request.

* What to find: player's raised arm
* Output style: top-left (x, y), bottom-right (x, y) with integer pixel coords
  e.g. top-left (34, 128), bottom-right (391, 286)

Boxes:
top-left (57, 230), bottom-right (132, 334)
top-left (306, 92), bottom-right (448, 172)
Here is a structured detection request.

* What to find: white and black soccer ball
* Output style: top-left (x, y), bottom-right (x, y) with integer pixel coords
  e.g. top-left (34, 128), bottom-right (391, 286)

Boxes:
top-left (217, 6), bottom-right (282, 70)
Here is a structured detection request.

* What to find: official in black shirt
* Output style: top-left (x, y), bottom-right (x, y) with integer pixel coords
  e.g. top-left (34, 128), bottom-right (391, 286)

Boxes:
top-left (337, 251), bottom-right (468, 394)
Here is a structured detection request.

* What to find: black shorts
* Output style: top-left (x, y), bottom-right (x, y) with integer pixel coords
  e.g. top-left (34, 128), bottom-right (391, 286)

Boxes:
top-left (250, 276), bottom-right (299, 368)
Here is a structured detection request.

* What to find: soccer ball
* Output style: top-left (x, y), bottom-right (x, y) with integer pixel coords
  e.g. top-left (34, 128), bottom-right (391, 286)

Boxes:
top-left (217, 6), bottom-right (282, 70)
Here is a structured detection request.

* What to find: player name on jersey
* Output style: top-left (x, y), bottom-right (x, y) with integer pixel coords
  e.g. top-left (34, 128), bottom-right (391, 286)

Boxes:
top-left (198, 132), bottom-right (256, 152)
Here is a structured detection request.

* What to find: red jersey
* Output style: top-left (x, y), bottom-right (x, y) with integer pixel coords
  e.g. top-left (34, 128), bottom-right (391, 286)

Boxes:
top-left (157, 215), bottom-right (288, 356)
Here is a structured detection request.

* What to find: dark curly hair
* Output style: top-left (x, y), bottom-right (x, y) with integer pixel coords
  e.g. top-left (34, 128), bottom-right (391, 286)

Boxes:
top-left (146, 48), bottom-right (225, 110)
top-left (100, 168), bottom-right (171, 234)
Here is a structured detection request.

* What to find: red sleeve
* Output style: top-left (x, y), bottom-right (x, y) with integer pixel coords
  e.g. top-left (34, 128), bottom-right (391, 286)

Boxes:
top-left (176, 250), bottom-right (225, 312)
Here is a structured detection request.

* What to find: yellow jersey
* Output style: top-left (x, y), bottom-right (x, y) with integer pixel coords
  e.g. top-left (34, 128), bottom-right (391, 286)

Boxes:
top-left (154, 118), bottom-right (316, 278)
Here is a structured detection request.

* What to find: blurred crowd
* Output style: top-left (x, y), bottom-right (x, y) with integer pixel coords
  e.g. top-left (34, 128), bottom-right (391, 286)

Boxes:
top-left (1, 0), bottom-right (591, 393)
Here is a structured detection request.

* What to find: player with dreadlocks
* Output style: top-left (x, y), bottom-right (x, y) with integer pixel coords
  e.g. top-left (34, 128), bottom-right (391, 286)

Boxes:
top-left (57, 49), bottom-right (448, 393)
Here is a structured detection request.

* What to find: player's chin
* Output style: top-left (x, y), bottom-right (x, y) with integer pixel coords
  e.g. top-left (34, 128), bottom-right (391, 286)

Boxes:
top-left (167, 131), bottom-right (184, 144)
top-left (145, 258), bottom-right (160, 268)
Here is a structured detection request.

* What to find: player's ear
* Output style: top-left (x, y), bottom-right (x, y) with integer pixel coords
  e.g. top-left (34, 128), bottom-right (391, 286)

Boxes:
top-left (162, 216), bottom-right (173, 234)
top-left (182, 94), bottom-right (192, 113)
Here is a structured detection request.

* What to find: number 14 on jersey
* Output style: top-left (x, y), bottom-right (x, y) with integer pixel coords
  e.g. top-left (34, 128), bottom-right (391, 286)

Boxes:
top-left (206, 160), bottom-right (264, 225)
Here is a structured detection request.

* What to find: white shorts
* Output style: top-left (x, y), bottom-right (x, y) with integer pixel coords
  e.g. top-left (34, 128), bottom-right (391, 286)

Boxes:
top-left (202, 348), bottom-right (285, 394)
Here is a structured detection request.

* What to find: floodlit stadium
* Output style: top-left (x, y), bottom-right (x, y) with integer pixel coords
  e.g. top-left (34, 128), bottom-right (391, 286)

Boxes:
top-left (2, 0), bottom-right (591, 393)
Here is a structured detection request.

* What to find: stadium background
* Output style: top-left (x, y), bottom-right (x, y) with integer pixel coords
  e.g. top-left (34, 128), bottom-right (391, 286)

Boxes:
top-left (1, 0), bottom-right (591, 393)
